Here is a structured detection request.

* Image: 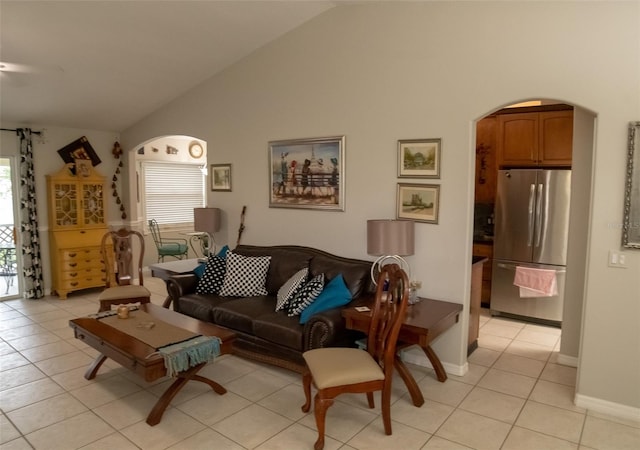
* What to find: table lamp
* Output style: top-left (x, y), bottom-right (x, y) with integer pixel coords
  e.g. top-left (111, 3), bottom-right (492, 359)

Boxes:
top-left (194, 207), bottom-right (221, 257)
top-left (367, 219), bottom-right (415, 285)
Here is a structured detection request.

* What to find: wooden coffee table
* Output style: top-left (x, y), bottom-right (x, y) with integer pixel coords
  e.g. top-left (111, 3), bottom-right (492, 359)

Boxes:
top-left (69, 303), bottom-right (236, 425)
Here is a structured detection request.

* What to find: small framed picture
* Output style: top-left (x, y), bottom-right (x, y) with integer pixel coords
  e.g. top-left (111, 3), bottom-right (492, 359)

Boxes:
top-left (397, 183), bottom-right (440, 224)
top-left (398, 138), bottom-right (441, 178)
top-left (211, 164), bottom-right (232, 191)
top-left (74, 159), bottom-right (92, 178)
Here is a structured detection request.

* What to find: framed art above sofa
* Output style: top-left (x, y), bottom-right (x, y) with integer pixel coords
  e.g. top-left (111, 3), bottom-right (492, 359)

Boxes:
top-left (269, 135), bottom-right (345, 211)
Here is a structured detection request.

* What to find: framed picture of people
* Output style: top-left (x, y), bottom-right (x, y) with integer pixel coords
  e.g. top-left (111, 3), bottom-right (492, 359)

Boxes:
top-left (269, 135), bottom-right (345, 211)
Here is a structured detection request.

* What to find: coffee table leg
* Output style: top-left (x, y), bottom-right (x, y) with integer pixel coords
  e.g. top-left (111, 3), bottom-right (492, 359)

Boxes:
top-left (146, 363), bottom-right (226, 426)
top-left (394, 354), bottom-right (425, 407)
top-left (84, 354), bottom-right (108, 380)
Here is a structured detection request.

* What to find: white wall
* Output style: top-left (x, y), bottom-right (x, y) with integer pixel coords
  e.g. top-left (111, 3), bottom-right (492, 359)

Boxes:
top-left (0, 123), bottom-right (122, 292)
top-left (121, 2), bottom-right (640, 415)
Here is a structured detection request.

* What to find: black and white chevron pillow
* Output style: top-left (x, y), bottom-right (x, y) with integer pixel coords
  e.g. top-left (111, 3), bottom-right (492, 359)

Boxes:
top-left (276, 268), bottom-right (308, 311)
top-left (219, 252), bottom-right (271, 297)
top-left (286, 273), bottom-right (325, 316)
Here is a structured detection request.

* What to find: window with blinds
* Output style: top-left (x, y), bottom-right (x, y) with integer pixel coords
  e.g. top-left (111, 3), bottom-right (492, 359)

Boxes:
top-left (142, 162), bottom-right (205, 228)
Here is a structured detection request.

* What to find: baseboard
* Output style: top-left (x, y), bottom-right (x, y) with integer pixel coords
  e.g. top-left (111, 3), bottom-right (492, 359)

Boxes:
top-left (400, 347), bottom-right (468, 377)
top-left (556, 353), bottom-right (579, 367)
top-left (575, 393), bottom-right (640, 423)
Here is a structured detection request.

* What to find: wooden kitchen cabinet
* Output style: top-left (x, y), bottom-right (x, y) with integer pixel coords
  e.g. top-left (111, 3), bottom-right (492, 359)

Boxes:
top-left (497, 109), bottom-right (573, 167)
top-left (475, 116), bottom-right (498, 205)
top-left (47, 163), bottom-right (110, 299)
top-left (469, 256), bottom-right (487, 354)
top-left (473, 242), bottom-right (493, 306)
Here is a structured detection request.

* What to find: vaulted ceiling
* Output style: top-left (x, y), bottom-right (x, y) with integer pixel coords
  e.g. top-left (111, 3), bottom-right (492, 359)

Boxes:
top-left (0, 1), bottom-right (335, 132)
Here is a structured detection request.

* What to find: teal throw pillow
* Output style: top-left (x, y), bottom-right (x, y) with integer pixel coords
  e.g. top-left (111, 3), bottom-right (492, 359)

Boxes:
top-left (299, 273), bottom-right (352, 324)
top-left (217, 245), bottom-right (230, 258)
top-left (194, 262), bottom-right (207, 278)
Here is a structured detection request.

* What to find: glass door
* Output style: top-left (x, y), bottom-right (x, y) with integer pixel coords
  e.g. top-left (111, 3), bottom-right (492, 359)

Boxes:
top-left (0, 157), bottom-right (21, 300)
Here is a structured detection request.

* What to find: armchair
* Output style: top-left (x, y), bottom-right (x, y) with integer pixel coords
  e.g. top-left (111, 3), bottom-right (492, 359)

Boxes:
top-left (148, 219), bottom-right (189, 262)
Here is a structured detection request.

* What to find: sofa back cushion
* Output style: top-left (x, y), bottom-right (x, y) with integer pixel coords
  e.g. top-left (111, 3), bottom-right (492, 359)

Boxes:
top-left (234, 245), bottom-right (373, 299)
top-left (309, 253), bottom-right (372, 299)
top-left (235, 245), bottom-right (311, 295)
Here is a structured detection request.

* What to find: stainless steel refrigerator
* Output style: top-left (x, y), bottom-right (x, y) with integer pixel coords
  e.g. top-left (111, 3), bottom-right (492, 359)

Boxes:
top-left (490, 169), bottom-right (571, 324)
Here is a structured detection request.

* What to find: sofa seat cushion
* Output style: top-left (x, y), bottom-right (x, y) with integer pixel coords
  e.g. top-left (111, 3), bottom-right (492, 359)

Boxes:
top-left (212, 296), bottom-right (275, 334)
top-left (252, 312), bottom-right (304, 351)
top-left (177, 294), bottom-right (232, 322)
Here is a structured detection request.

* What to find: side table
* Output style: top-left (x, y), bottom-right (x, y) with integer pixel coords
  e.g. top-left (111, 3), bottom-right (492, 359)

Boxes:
top-left (343, 297), bottom-right (462, 407)
top-left (150, 258), bottom-right (202, 308)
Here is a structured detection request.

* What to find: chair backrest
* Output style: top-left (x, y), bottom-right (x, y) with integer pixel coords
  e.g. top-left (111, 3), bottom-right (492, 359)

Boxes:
top-left (367, 263), bottom-right (410, 376)
top-left (148, 219), bottom-right (163, 246)
top-left (101, 228), bottom-right (145, 288)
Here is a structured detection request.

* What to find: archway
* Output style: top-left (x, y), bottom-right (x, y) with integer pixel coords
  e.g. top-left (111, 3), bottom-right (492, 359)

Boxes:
top-left (125, 135), bottom-right (208, 267)
top-left (472, 99), bottom-right (596, 366)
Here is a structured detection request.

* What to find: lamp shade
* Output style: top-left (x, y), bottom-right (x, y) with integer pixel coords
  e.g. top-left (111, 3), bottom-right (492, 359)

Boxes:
top-left (367, 219), bottom-right (415, 256)
top-left (194, 207), bottom-right (221, 233)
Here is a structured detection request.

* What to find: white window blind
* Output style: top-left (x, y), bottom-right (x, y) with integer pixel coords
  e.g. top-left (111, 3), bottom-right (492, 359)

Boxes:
top-left (142, 162), bottom-right (204, 227)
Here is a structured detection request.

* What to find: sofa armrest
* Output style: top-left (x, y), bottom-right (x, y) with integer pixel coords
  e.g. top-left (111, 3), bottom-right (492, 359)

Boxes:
top-left (166, 274), bottom-right (199, 311)
top-left (303, 307), bottom-right (350, 350)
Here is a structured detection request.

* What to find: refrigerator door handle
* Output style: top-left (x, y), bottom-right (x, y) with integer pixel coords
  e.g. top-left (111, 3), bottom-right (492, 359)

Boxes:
top-left (535, 183), bottom-right (544, 247)
top-left (497, 262), bottom-right (566, 273)
top-left (527, 184), bottom-right (536, 247)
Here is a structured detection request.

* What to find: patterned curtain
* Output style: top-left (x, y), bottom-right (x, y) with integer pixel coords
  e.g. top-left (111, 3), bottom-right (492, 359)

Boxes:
top-left (19, 129), bottom-right (44, 299)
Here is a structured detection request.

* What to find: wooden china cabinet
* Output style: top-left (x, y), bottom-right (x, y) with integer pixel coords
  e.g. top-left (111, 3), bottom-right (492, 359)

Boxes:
top-left (47, 163), bottom-right (110, 299)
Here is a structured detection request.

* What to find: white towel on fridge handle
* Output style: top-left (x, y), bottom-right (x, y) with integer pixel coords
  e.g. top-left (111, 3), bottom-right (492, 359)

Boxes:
top-left (513, 266), bottom-right (558, 298)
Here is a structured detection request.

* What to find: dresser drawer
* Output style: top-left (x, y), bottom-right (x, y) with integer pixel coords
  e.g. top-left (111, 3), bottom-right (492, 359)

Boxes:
top-left (59, 275), bottom-right (106, 291)
top-left (61, 247), bottom-right (102, 261)
top-left (59, 258), bottom-right (104, 272)
top-left (60, 266), bottom-right (106, 282)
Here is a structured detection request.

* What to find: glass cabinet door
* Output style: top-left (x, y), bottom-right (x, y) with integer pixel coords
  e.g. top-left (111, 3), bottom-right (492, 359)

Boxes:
top-left (81, 182), bottom-right (105, 226)
top-left (53, 182), bottom-right (79, 227)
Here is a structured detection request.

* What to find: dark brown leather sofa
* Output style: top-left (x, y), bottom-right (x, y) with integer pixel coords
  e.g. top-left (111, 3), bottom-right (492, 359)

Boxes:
top-left (166, 245), bottom-right (374, 372)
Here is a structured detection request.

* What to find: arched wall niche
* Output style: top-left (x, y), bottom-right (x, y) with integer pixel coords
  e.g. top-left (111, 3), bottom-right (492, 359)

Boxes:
top-left (124, 134), bottom-right (207, 267)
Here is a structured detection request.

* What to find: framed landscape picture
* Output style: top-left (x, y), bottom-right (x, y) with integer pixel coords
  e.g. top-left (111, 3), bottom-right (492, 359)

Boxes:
top-left (398, 138), bottom-right (441, 178)
top-left (397, 183), bottom-right (440, 224)
top-left (211, 164), bottom-right (232, 191)
top-left (269, 135), bottom-right (345, 211)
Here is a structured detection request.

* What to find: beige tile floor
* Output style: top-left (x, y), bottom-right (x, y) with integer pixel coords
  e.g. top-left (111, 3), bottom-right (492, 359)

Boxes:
top-left (1, 275), bottom-right (639, 449)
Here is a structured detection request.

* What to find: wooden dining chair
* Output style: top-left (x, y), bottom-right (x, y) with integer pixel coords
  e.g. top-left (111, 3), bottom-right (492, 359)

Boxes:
top-left (301, 263), bottom-right (410, 450)
top-left (98, 228), bottom-right (151, 312)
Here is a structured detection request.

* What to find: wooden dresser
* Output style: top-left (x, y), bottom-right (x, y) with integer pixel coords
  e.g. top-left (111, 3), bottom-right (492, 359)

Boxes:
top-left (47, 163), bottom-right (110, 299)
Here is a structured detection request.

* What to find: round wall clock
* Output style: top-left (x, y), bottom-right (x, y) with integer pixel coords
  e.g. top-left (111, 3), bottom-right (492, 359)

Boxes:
top-left (189, 142), bottom-right (204, 159)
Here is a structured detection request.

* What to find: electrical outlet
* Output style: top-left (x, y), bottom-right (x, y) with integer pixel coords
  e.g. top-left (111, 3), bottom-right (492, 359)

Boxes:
top-left (608, 250), bottom-right (627, 268)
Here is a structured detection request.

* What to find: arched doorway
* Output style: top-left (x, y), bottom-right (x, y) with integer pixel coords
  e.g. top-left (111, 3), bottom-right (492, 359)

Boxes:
top-left (472, 99), bottom-right (596, 366)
